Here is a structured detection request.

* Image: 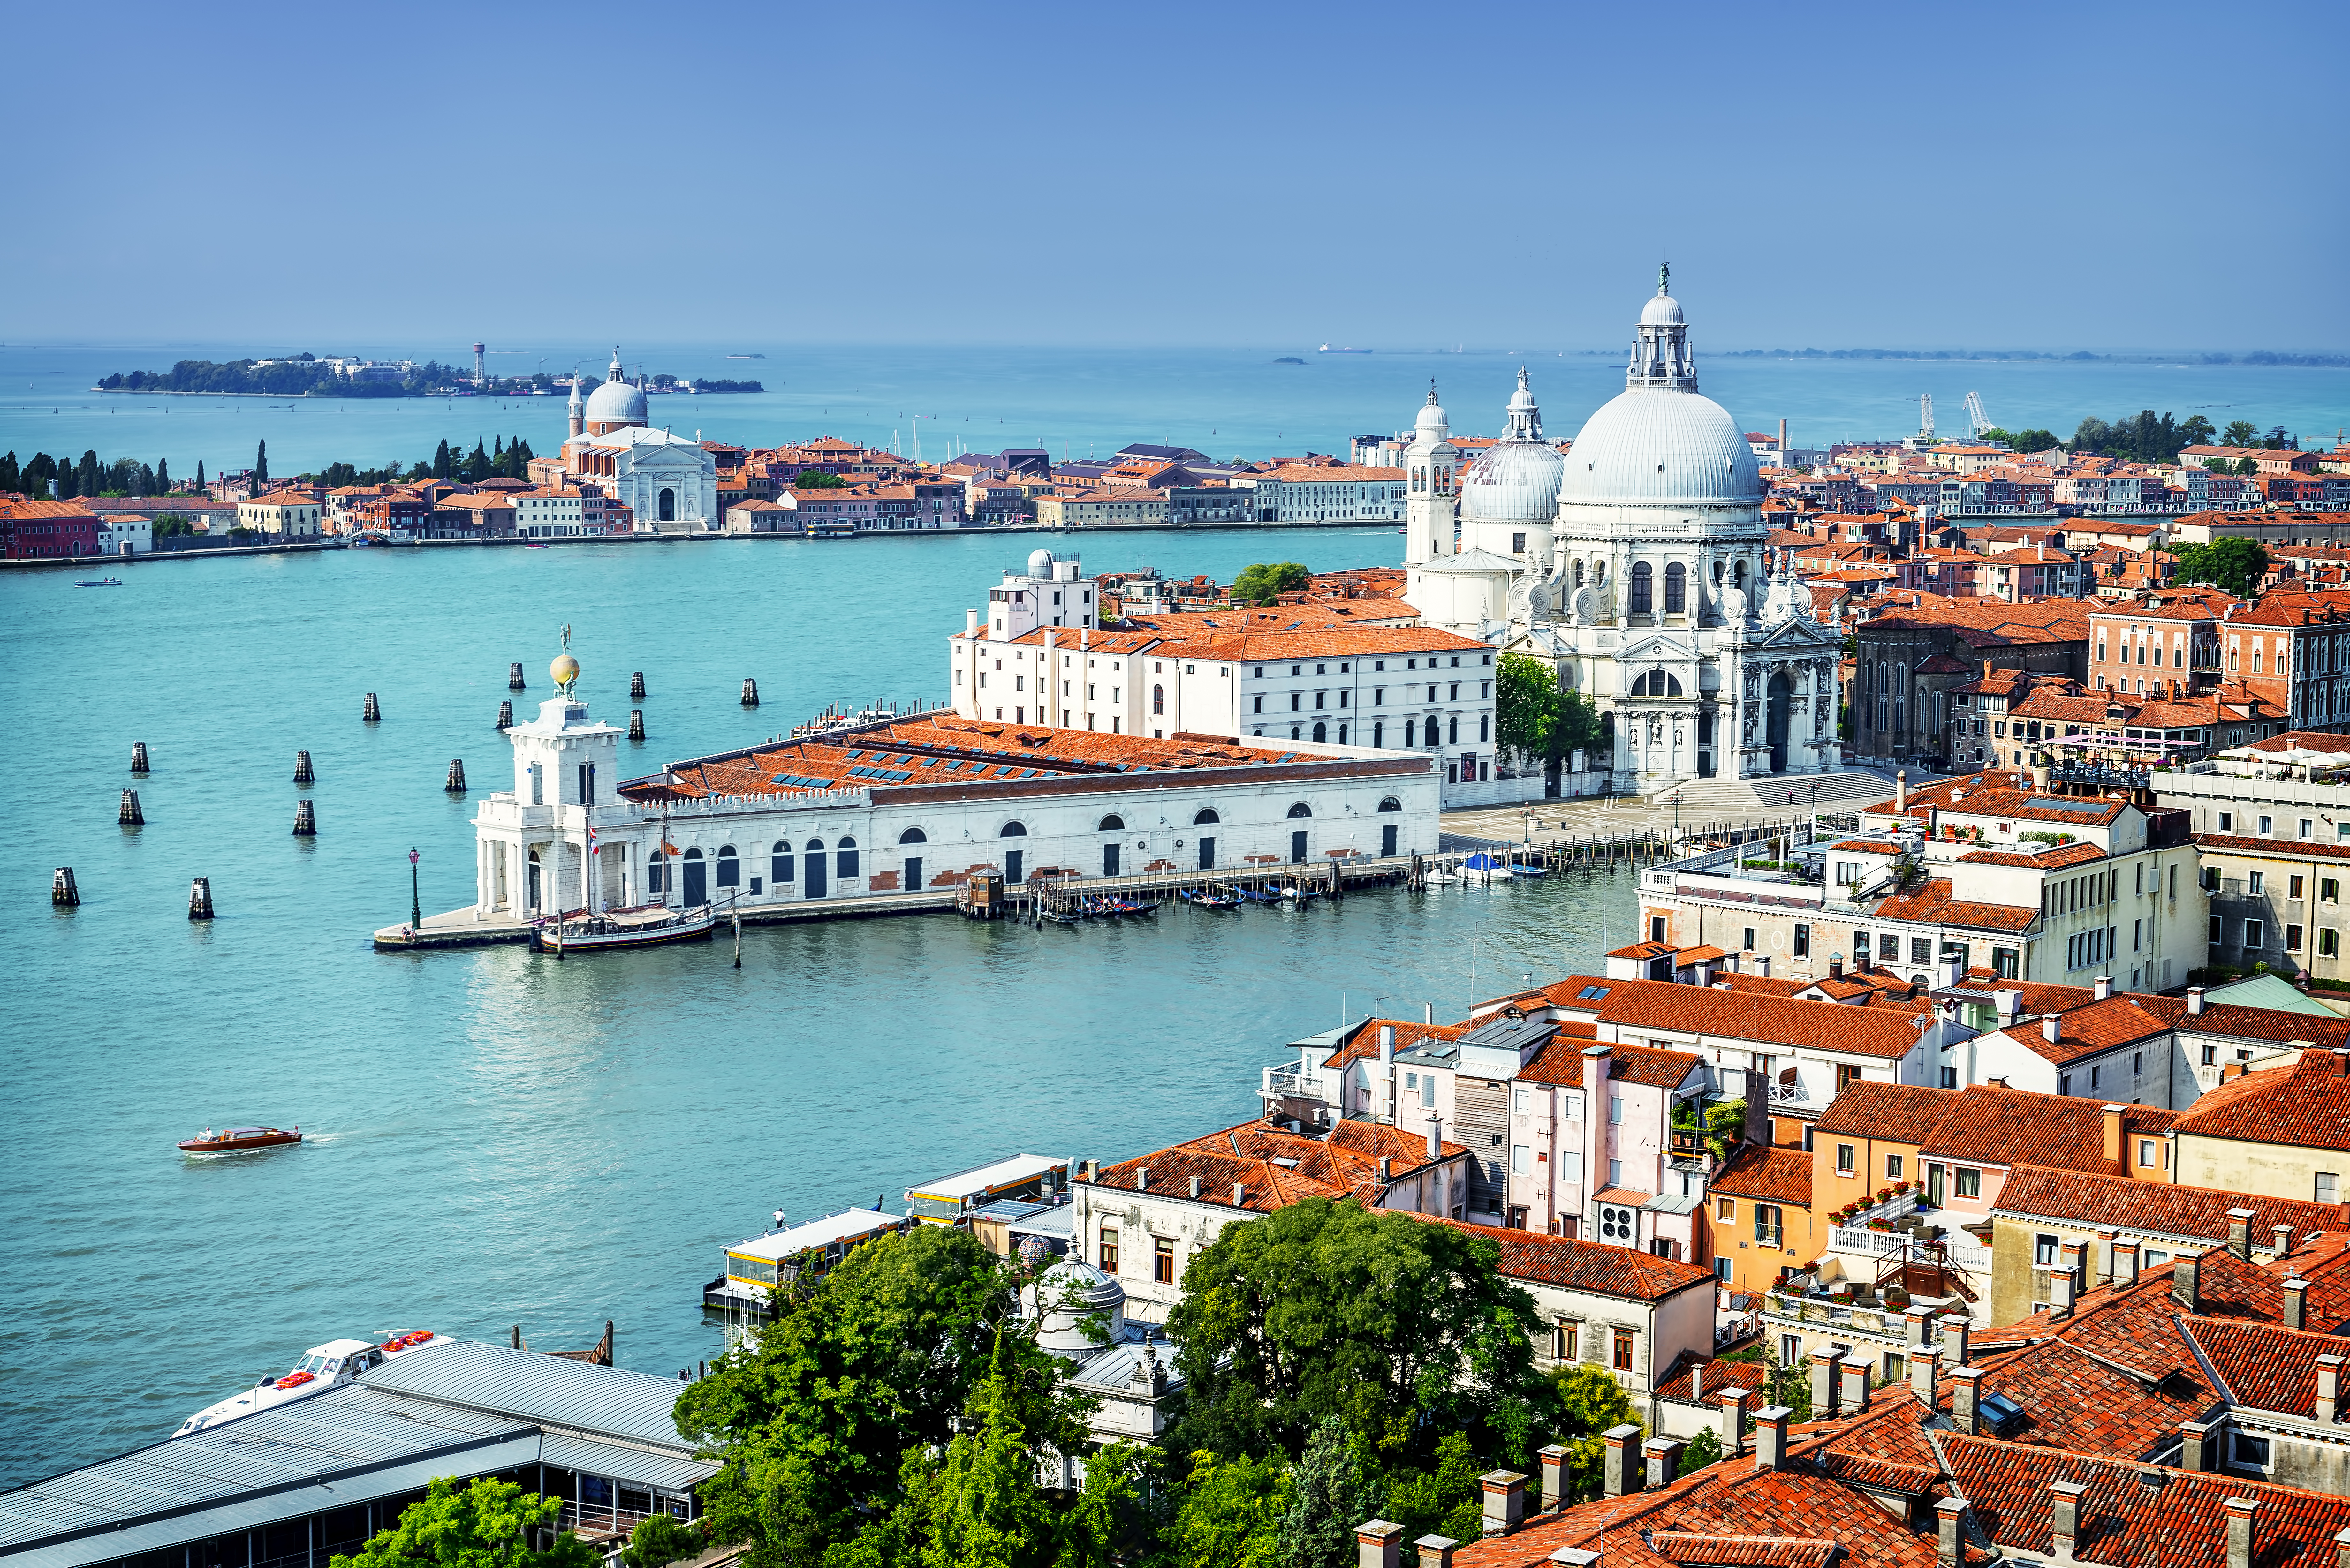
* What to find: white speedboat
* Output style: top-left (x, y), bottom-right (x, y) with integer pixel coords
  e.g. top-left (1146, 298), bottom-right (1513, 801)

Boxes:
top-left (173, 1330), bottom-right (436, 1436)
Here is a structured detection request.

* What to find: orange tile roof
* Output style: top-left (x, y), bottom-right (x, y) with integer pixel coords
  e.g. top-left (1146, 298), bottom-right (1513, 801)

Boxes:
top-left (1919, 1084), bottom-right (2174, 1173)
top-left (1535, 976), bottom-right (1934, 1060)
top-left (2173, 1048), bottom-right (2350, 1151)
top-left (1867, 878), bottom-right (2040, 934)
top-left (1712, 1143), bottom-right (1812, 1207)
top-left (1814, 1081), bottom-right (1952, 1142)
top-left (1995, 1165), bottom-right (2350, 1252)
top-left (1417, 1215), bottom-right (1714, 1301)
top-left (1086, 1117), bottom-right (1462, 1212)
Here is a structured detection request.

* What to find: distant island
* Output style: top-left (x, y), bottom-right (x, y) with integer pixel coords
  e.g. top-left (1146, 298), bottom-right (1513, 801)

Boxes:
top-left (96, 353), bottom-right (762, 398)
top-left (1272, 356), bottom-right (1305, 365)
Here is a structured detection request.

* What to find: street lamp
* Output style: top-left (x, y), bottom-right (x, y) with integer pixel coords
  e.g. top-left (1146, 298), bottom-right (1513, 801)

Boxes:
top-left (409, 847), bottom-right (421, 928)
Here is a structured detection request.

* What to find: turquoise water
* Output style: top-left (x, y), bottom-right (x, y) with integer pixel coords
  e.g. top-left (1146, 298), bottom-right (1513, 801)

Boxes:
top-left (0, 529), bottom-right (1648, 1483)
top-left (5, 342), bottom-right (2346, 480)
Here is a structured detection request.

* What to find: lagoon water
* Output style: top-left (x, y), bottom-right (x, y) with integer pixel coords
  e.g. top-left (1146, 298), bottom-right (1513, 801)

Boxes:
top-left (0, 525), bottom-right (1653, 1484)
top-left (4, 344), bottom-right (2344, 1483)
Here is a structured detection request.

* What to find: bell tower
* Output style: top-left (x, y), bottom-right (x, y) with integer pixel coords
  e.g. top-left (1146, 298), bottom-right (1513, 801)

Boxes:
top-left (1403, 381), bottom-right (1458, 566)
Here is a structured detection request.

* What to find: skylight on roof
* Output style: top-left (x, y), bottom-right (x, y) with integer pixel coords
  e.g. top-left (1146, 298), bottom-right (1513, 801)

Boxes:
top-left (1578, 985), bottom-right (1610, 1000)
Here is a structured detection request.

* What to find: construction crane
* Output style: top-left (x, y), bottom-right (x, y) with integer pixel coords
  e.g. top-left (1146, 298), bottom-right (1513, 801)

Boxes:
top-left (1965, 391), bottom-right (1994, 438)
top-left (1918, 393), bottom-right (1936, 440)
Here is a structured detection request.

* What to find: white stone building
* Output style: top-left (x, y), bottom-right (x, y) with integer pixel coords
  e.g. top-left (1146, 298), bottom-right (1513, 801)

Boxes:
top-left (558, 350), bottom-right (718, 532)
top-left (1400, 273), bottom-right (1846, 797)
top-left (464, 660), bottom-right (1440, 923)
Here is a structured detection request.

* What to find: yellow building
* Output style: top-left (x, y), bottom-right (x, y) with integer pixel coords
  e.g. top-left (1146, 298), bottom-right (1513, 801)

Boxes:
top-left (1709, 1142), bottom-right (1814, 1292)
top-left (236, 488), bottom-right (321, 538)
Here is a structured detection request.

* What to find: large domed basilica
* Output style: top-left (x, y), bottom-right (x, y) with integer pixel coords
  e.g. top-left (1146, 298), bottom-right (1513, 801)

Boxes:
top-left (1402, 270), bottom-right (1843, 795)
top-left (558, 348), bottom-right (719, 532)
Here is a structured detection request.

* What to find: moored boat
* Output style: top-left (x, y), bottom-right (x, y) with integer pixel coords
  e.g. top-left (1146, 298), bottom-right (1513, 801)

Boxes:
top-left (74, 577), bottom-right (123, 587)
top-left (173, 1331), bottom-right (437, 1437)
top-left (530, 901), bottom-right (717, 953)
top-left (179, 1126), bottom-right (301, 1154)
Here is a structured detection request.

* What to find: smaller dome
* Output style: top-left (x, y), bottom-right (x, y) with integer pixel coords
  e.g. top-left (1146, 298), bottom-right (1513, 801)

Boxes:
top-left (1415, 398), bottom-right (1448, 431)
top-left (1031, 1258), bottom-right (1125, 1357)
top-left (1641, 292), bottom-right (1685, 327)
top-left (1027, 547), bottom-right (1056, 577)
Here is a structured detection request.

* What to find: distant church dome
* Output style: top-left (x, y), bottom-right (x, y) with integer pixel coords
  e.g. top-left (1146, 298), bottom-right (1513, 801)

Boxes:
top-left (1560, 270), bottom-right (1761, 510)
top-left (1461, 367), bottom-right (1563, 524)
top-left (583, 348), bottom-right (648, 431)
top-left (1414, 383), bottom-right (1449, 433)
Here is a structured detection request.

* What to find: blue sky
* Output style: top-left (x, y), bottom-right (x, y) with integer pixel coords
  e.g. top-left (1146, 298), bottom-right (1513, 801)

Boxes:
top-left (3, 0), bottom-right (2339, 351)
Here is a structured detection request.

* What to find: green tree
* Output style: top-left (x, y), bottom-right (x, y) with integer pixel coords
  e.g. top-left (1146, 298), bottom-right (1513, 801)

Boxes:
top-left (434, 440), bottom-right (453, 480)
top-left (155, 456), bottom-right (170, 492)
top-left (195, 458), bottom-right (205, 492)
top-left (329, 1477), bottom-right (598, 1568)
top-left (254, 439), bottom-right (268, 486)
top-left (1274, 1418), bottom-right (1372, 1568)
top-left (0, 451), bottom-right (17, 494)
top-left (1167, 1197), bottom-right (1545, 1469)
top-left (2179, 415), bottom-right (2217, 449)
top-left (1230, 561), bottom-right (1311, 606)
top-left (1166, 1452), bottom-right (1289, 1568)
top-left (877, 1341), bottom-right (1060, 1568)
top-left (76, 449), bottom-right (101, 497)
top-left (1494, 652), bottom-right (1561, 761)
top-left (795, 469), bottom-right (848, 489)
top-left (1383, 1430), bottom-right (1484, 1548)
top-left (1549, 1363), bottom-right (1639, 1502)
top-left (618, 1515), bottom-right (700, 1568)
top-left (2165, 537), bottom-right (2268, 598)
top-left (2223, 420), bottom-right (2260, 449)
top-left (675, 1226), bottom-right (1081, 1568)
top-left (1677, 1427), bottom-right (1723, 1475)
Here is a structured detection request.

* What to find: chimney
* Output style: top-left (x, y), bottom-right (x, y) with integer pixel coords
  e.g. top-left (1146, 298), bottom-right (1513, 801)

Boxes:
top-left (1906, 1305), bottom-right (1934, 1346)
top-left (2226, 1496), bottom-right (2261, 1568)
top-left (1897, 770), bottom-right (1909, 812)
top-left (2179, 1419), bottom-right (2216, 1471)
top-left (1949, 1366), bottom-right (1986, 1434)
top-left (965, 607), bottom-right (979, 636)
top-left (1427, 1114), bottom-right (1443, 1160)
top-left (1912, 1346), bottom-right (1942, 1405)
top-left (1602, 1425), bottom-right (1641, 1497)
top-left (2041, 1012), bottom-right (2062, 1045)
top-left (2229, 1208), bottom-right (2256, 1261)
top-left (1353, 1520), bottom-right (1402, 1568)
top-left (1378, 1024), bottom-right (1395, 1062)
top-left (1811, 1346), bottom-right (1846, 1417)
top-left (1189, 1174), bottom-right (1202, 1199)
top-left (1690, 1363), bottom-right (1705, 1401)
top-left (1754, 1405), bottom-right (1792, 1470)
top-left (1232, 1182), bottom-right (1247, 1207)
top-left (1943, 1314), bottom-right (1970, 1367)
top-left (2051, 1267), bottom-right (2076, 1316)
top-left (2189, 986), bottom-right (2207, 1015)
top-left (1719, 1388), bottom-right (1752, 1457)
top-left (2276, 1224), bottom-right (2297, 1260)
top-left (2050, 1480), bottom-right (2086, 1562)
top-left (2319, 1355), bottom-right (2344, 1422)
top-left (1479, 1471), bottom-right (1525, 1537)
top-left (2093, 975), bottom-right (2113, 1001)
top-left (2114, 1239), bottom-right (2141, 1286)
top-left (1935, 1496), bottom-right (1968, 1568)
top-left (1996, 987), bottom-right (2022, 1023)
top-left (1537, 1444), bottom-right (1570, 1511)
top-left (2286, 1277), bottom-right (2310, 1331)
top-left (1755, 954), bottom-right (1770, 977)
top-left (1137, 1167), bottom-right (1149, 1192)
top-left (2094, 1227), bottom-right (2120, 1288)
top-left (2176, 1253), bottom-right (2202, 1312)
top-left (1376, 1156), bottom-right (1391, 1185)
top-left (1839, 1357), bottom-right (1872, 1413)
top-left (1643, 1436), bottom-right (1687, 1490)
top-left (2058, 1239), bottom-right (2084, 1304)
top-left (1412, 1539), bottom-right (1458, 1568)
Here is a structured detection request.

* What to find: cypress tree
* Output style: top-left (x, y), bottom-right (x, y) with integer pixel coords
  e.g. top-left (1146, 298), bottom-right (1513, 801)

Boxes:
top-left (78, 450), bottom-right (102, 497)
top-left (0, 451), bottom-right (17, 494)
top-left (195, 459), bottom-right (206, 493)
top-left (137, 462), bottom-right (156, 496)
top-left (254, 439), bottom-right (268, 486)
top-left (156, 456), bottom-right (170, 492)
top-left (433, 439), bottom-right (451, 479)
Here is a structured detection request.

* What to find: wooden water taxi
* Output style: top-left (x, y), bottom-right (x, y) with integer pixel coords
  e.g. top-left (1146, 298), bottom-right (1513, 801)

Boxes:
top-left (529, 901), bottom-right (717, 954)
top-left (178, 1126), bottom-right (302, 1154)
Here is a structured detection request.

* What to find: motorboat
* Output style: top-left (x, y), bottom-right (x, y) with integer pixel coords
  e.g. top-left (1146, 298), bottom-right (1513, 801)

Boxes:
top-left (179, 1126), bottom-right (301, 1155)
top-left (174, 1332), bottom-right (436, 1437)
top-left (74, 577), bottom-right (123, 587)
top-left (530, 902), bottom-right (716, 954)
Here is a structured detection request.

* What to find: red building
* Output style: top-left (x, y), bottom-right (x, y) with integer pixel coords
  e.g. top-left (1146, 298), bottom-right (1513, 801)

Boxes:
top-left (3, 501), bottom-right (103, 560)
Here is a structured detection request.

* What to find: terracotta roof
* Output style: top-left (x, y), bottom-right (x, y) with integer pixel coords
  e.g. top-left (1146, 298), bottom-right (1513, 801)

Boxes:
top-left (1603, 1040), bottom-right (1708, 1088)
top-left (2195, 833), bottom-right (2350, 864)
top-left (1651, 1353), bottom-right (1772, 1405)
top-left (243, 489), bottom-right (316, 508)
top-left (2173, 1048), bottom-right (2350, 1151)
top-left (1921, 1084), bottom-right (2176, 1173)
top-left (1417, 1215), bottom-right (1713, 1301)
top-left (1868, 878), bottom-right (2040, 934)
top-left (1712, 1143), bottom-right (1812, 1207)
top-left (1814, 1081), bottom-right (1952, 1142)
top-left (1535, 976), bottom-right (1935, 1060)
top-left (1085, 1117), bottom-right (1463, 1213)
top-left (1953, 841), bottom-right (2107, 870)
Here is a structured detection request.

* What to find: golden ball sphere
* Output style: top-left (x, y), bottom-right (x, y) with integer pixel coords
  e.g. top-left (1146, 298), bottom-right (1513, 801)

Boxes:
top-left (551, 653), bottom-right (581, 686)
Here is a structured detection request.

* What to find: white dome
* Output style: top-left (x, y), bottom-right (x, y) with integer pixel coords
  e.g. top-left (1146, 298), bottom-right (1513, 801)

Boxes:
top-left (584, 377), bottom-right (647, 427)
top-left (1031, 1258), bottom-right (1125, 1356)
top-left (1415, 398), bottom-right (1448, 432)
top-left (1560, 388), bottom-right (1763, 508)
top-left (1641, 292), bottom-right (1686, 327)
top-left (1462, 440), bottom-right (1564, 523)
top-left (1027, 547), bottom-right (1056, 577)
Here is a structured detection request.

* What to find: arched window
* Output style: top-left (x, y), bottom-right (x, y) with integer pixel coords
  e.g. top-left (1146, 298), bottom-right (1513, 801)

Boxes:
top-left (1152, 684), bottom-right (1164, 714)
top-left (1001, 821), bottom-right (1027, 838)
top-left (1287, 802), bottom-right (1312, 819)
top-left (771, 840), bottom-right (792, 885)
top-left (1629, 670), bottom-right (1686, 697)
top-left (1313, 721), bottom-right (1327, 743)
top-left (1664, 562), bottom-right (1686, 613)
top-left (803, 838), bottom-right (825, 852)
top-left (648, 849), bottom-right (666, 893)
top-left (898, 827), bottom-right (927, 844)
top-left (1629, 561), bottom-right (1653, 614)
top-left (1714, 559), bottom-right (1725, 584)
top-left (1733, 558), bottom-right (1748, 589)
top-left (1573, 559), bottom-right (1585, 587)
top-left (1098, 814), bottom-right (1125, 832)
top-left (716, 845), bottom-right (740, 887)
top-left (1373, 720), bottom-right (1385, 747)
top-left (659, 488), bottom-right (676, 523)
top-left (1193, 807), bottom-right (1220, 825)
top-left (836, 837), bottom-right (859, 878)
top-left (1378, 796), bottom-right (1402, 812)
top-left (683, 847), bottom-right (704, 862)
top-left (1404, 717), bottom-right (1417, 747)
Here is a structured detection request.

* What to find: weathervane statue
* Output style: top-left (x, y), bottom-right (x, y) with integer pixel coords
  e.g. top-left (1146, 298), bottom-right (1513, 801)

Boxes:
top-left (552, 624), bottom-right (579, 697)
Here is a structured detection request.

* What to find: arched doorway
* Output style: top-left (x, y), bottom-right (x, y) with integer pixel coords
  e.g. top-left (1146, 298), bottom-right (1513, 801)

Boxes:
top-left (1767, 670), bottom-right (1794, 773)
top-left (527, 849), bottom-right (542, 912)
top-left (659, 488), bottom-right (677, 523)
top-left (682, 847), bottom-right (707, 906)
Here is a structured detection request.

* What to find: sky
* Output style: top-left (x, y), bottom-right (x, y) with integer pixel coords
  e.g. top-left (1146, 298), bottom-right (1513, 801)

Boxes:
top-left (2, 0), bottom-right (2341, 352)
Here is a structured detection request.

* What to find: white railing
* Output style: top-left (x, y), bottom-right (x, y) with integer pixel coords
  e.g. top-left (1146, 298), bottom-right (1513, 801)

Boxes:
top-left (1833, 1226), bottom-right (1907, 1257)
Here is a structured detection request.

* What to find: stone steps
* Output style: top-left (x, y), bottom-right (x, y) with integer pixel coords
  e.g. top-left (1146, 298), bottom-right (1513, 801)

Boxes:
top-left (1645, 769), bottom-right (1901, 813)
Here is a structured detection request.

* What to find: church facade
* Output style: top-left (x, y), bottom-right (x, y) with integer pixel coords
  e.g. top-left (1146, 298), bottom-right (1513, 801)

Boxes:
top-left (1401, 273), bottom-right (1844, 796)
top-left (559, 350), bottom-right (719, 532)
